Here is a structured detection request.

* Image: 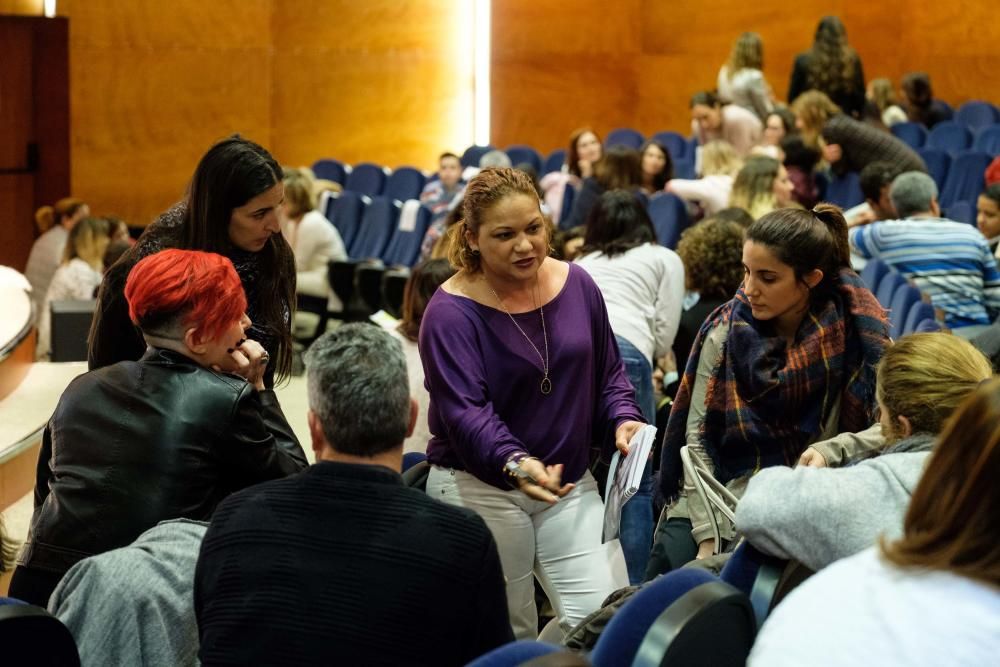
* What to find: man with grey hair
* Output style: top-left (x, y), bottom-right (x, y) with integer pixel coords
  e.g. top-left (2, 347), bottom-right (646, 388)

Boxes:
top-left (851, 171), bottom-right (1000, 335)
top-left (194, 324), bottom-right (513, 666)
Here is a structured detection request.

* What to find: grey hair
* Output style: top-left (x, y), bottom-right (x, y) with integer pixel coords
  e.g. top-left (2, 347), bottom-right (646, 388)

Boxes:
top-left (890, 171), bottom-right (938, 219)
top-left (479, 150), bottom-right (513, 169)
top-left (304, 323), bottom-right (410, 457)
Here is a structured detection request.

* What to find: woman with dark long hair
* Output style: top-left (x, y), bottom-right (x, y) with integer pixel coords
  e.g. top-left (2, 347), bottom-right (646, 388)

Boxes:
top-left (787, 16), bottom-right (866, 118)
top-left (89, 135), bottom-right (296, 384)
top-left (561, 147), bottom-right (644, 230)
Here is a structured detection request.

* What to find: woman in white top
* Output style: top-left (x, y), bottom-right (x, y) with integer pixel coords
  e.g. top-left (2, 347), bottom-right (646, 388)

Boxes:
top-left (37, 217), bottom-right (109, 359)
top-left (751, 377), bottom-right (1000, 666)
top-left (666, 140), bottom-right (742, 216)
top-left (575, 189), bottom-right (684, 584)
top-left (279, 167), bottom-right (347, 310)
top-left (717, 32), bottom-right (774, 120)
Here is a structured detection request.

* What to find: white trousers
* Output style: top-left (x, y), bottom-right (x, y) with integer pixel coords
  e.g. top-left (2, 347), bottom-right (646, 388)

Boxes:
top-left (427, 466), bottom-right (616, 640)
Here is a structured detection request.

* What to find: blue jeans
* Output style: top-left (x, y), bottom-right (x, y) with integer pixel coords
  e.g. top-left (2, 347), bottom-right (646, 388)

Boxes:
top-left (615, 335), bottom-right (656, 584)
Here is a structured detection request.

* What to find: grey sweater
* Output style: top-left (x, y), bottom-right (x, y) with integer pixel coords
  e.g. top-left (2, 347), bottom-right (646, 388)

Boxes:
top-left (735, 434), bottom-right (933, 572)
top-left (48, 519), bottom-right (207, 667)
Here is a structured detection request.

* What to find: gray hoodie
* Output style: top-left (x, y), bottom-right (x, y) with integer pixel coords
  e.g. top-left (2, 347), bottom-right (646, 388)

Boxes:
top-left (734, 434), bottom-right (934, 572)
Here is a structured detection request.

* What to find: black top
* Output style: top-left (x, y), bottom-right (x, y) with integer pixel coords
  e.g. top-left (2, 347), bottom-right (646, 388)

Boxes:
top-left (561, 177), bottom-right (605, 230)
top-left (667, 295), bottom-right (728, 399)
top-left (19, 348), bottom-right (307, 580)
top-left (822, 114), bottom-right (927, 177)
top-left (787, 52), bottom-right (866, 119)
top-left (194, 461), bottom-right (514, 667)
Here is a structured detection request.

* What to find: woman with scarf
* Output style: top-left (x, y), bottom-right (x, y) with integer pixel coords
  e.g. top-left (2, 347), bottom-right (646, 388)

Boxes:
top-left (646, 204), bottom-right (889, 579)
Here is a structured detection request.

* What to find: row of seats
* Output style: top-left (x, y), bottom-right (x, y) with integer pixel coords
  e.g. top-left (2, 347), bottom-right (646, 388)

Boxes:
top-left (892, 120), bottom-right (1000, 155)
top-left (860, 259), bottom-right (940, 337)
top-left (312, 161), bottom-right (428, 201)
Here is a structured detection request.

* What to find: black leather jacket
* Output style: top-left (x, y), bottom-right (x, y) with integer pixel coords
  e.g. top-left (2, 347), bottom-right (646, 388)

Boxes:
top-left (18, 347), bottom-right (308, 576)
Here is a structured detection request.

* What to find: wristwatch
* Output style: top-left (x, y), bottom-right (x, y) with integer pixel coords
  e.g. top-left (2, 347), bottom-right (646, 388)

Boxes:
top-left (503, 454), bottom-right (541, 488)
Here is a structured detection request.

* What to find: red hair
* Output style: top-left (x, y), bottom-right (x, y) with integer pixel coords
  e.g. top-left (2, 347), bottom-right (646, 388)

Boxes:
top-left (125, 249), bottom-right (247, 343)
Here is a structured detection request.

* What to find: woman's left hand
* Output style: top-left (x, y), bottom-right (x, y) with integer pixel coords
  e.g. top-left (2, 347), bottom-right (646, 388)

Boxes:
top-left (615, 420), bottom-right (646, 456)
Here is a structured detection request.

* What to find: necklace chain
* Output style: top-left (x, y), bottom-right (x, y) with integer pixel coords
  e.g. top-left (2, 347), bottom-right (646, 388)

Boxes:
top-left (488, 282), bottom-right (552, 395)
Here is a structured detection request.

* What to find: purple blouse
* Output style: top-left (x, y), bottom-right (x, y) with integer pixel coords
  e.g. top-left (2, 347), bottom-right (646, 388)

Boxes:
top-left (419, 262), bottom-right (643, 489)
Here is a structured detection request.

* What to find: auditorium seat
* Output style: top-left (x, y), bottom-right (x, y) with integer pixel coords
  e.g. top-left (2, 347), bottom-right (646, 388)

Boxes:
top-left (383, 167), bottom-right (426, 203)
top-left (673, 157), bottom-right (697, 179)
top-left (719, 542), bottom-right (812, 627)
top-left (465, 641), bottom-right (566, 667)
top-left (903, 300), bottom-right (938, 336)
top-left (888, 283), bottom-right (923, 339)
top-left (50, 299), bottom-right (97, 362)
top-left (973, 125), bottom-right (1000, 155)
top-left (821, 171), bottom-right (864, 209)
top-left (647, 193), bottom-right (690, 249)
top-left (311, 158), bottom-right (350, 185)
top-left (651, 131), bottom-right (690, 161)
top-left (381, 269), bottom-right (408, 319)
top-left (505, 145), bottom-right (543, 173)
top-left (955, 101), bottom-right (1000, 131)
top-left (461, 145), bottom-right (497, 169)
top-left (875, 271), bottom-right (906, 309)
top-left (890, 122), bottom-right (928, 150)
top-left (344, 163), bottom-right (388, 197)
top-left (927, 121), bottom-right (973, 155)
top-left (324, 191), bottom-right (368, 250)
top-left (917, 148), bottom-right (951, 191)
top-left (0, 603), bottom-right (80, 666)
top-left (605, 128), bottom-right (644, 150)
top-left (559, 182), bottom-right (577, 229)
top-left (939, 151), bottom-right (991, 207)
top-left (543, 149), bottom-right (566, 175)
top-left (380, 201), bottom-right (431, 267)
top-left (945, 200), bottom-right (975, 225)
top-left (349, 197), bottom-right (399, 260)
top-left (859, 258), bottom-right (889, 292)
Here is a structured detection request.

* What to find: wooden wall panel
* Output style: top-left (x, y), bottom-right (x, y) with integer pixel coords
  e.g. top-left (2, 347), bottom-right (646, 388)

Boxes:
top-left (0, 0), bottom-right (42, 14)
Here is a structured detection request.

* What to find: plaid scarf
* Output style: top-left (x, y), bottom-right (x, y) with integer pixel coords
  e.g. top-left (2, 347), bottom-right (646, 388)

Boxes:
top-left (659, 268), bottom-right (888, 502)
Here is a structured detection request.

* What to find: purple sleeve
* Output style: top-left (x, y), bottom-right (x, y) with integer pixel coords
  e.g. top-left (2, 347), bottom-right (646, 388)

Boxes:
top-left (419, 297), bottom-right (527, 487)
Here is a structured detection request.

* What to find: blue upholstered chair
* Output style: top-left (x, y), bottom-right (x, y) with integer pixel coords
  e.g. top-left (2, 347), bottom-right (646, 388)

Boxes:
top-left (605, 128), bottom-right (645, 150)
top-left (903, 301), bottom-right (938, 335)
top-left (381, 203), bottom-right (431, 268)
top-left (822, 171), bottom-right (865, 209)
top-left (859, 258), bottom-right (889, 292)
top-left (955, 101), bottom-right (1000, 131)
top-left (927, 121), bottom-right (973, 155)
top-left (651, 131), bottom-right (690, 161)
top-left (875, 271), bottom-right (906, 309)
top-left (917, 148), bottom-right (952, 191)
top-left (891, 122), bottom-right (928, 149)
top-left (324, 191), bottom-right (368, 251)
top-left (939, 151), bottom-right (991, 207)
top-left (506, 145), bottom-right (543, 173)
top-left (461, 145), bottom-right (497, 169)
top-left (349, 197), bottom-right (399, 260)
top-left (543, 149), bottom-right (567, 175)
top-left (344, 162), bottom-right (388, 197)
top-left (945, 200), bottom-right (975, 225)
top-left (973, 125), bottom-right (1000, 155)
top-left (466, 641), bottom-right (567, 667)
top-left (647, 193), bottom-right (690, 249)
top-left (888, 283), bottom-right (923, 339)
top-left (383, 167), bottom-right (426, 203)
top-left (312, 158), bottom-right (350, 185)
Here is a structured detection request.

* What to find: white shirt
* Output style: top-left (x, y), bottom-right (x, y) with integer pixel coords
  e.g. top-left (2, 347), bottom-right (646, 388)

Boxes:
top-left (280, 209), bottom-right (347, 309)
top-left (373, 314), bottom-right (432, 455)
top-left (24, 225), bottom-right (68, 324)
top-left (36, 258), bottom-right (103, 359)
top-left (750, 547), bottom-right (1000, 667)
top-left (574, 243), bottom-right (685, 363)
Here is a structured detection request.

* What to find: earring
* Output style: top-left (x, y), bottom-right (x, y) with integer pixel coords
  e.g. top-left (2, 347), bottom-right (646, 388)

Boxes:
top-left (470, 248), bottom-right (480, 257)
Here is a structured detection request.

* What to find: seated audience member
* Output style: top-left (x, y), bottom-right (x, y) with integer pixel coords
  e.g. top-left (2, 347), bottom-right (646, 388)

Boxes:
top-left (194, 324), bottom-right (513, 666)
top-left (380, 258), bottom-right (456, 454)
top-left (749, 377), bottom-right (1000, 666)
top-left (787, 16), bottom-right (866, 119)
top-left (36, 217), bottom-right (110, 359)
top-left (716, 32), bottom-right (774, 120)
top-left (780, 135), bottom-right (821, 209)
top-left (552, 224), bottom-right (587, 261)
top-left (737, 333), bottom-right (991, 572)
top-left (649, 206), bottom-right (888, 579)
top-left (561, 147), bottom-right (643, 230)
top-left (976, 183), bottom-right (1000, 256)
top-left (479, 149), bottom-right (513, 170)
top-left (639, 140), bottom-right (673, 194)
top-left (419, 151), bottom-right (466, 259)
top-left (279, 167), bottom-right (348, 313)
top-left (539, 128), bottom-right (603, 227)
top-left (851, 171), bottom-right (1000, 333)
top-left (843, 161), bottom-right (901, 228)
top-left (48, 519), bottom-right (208, 667)
top-left (690, 91), bottom-right (763, 157)
top-left (865, 77), bottom-right (907, 127)
top-left (901, 71), bottom-right (954, 129)
top-left (760, 107), bottom-right (797, 153)
top-left (24, 198), bottom-right (90, 324)
top-left (667, 140), bottom-right (742, 216)
top-left (729, 155), bottom-right (797, 219)
top-left (792, 90), bottom-right (926, 176)
top-left (9, 249), bottom-right (307, 607)
top-left (574, 191), bottom-right (685, 584)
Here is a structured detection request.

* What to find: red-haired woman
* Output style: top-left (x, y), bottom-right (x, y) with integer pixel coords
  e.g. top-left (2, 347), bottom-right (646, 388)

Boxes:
top-left (9, 249), bottom-right (307, 607)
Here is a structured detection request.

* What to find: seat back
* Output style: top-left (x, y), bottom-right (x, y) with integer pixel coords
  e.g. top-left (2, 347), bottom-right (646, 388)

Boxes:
top-left (559, 182), bottom-right (577, 230)
top-left (647, 193), bottom-right (690, 249)
top-left (859, 258), bottom-right (889, 292)
top-left (903, 300), bottom-right (937, 336)
top-left (0, 603), bottom-right (81, 667)
top-left (822, 171), bottom-right (864, 209)
top-left (651, 131), bottom-right (690, 161)
top-left (940, 151), bottom-right (992, 207)
top-left (956, 101), bottom-right (1000, 131)
top-left (945, 200), bottom-right (975, 225)
top-left (875, 271), bottom-right (906, 308)
top-left (543, 149), bottom-right (567, 175)
top-left (917, 148), bottom-right (952, 191)
top-left (888, 283), bottom-right (922, 339)
top-left (311, 158), bottom-right (349, 184)
top-left (381, 201), bottom-right (431, 267)
top-left (465, 641), bottom-right (566, 667)
top-left (325, 191), bottom-right (368, 251)
top-left (461, 145), bottom-right (497, 168)
top-left (344, 162), bottom-right (388, 196)
top-left (349, 197), bottom-right (400, 260)
top-left (973, 125), bottom-right (1000, 155)
top-left (927, 121), bottom-right (973, 154)
top-left (506, 145), bottom-right (543, 172)
top-left (890, 121), bottom-right (928, 149)
top-left (50, 299), bottom-right (97, 362)
top-left (720, 542), bottom-right (796, 627)
top-left (381, 269), bottom-right (409, 319)
top-left (606, 128), bottom-right (645, 149)
top-left (383, 167), bottom-right (426, 203)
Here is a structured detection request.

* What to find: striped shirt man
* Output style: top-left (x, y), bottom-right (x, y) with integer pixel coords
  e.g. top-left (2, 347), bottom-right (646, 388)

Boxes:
top-left (851, 217), bottom-right (1000, 329)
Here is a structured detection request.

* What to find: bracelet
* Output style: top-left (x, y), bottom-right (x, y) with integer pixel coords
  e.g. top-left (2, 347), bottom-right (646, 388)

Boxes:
top-left (503, 454), bottom-right (540, 488)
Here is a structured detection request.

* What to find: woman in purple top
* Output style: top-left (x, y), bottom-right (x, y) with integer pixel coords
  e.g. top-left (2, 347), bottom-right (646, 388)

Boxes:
top-left (420, 167), bottom-right (645, 640)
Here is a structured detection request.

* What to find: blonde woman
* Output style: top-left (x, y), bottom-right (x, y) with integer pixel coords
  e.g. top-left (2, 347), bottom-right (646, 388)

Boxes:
top-left (36, 217), bottom-right (109, 359)
top-left (25, 197), bottom-right (89, 325)
top-left (866, 78), bottom-right (907, 127)
top-left (728, 155), bottom-right (796, 219)
top-left (666, 140), bottom-right (742, 215)
top-left (717, 32), bottom-right (774, 120)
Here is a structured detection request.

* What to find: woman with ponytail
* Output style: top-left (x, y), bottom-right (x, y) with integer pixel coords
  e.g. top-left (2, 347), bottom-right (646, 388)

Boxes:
top-left (646, 204), bottom-right (889, 578)
top-left (24, 198), bottom-right (89, 324)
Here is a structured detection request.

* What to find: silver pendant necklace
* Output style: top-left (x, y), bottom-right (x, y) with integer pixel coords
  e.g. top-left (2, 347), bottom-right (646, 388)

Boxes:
top-left (488, 281), bottom-right (552, 395)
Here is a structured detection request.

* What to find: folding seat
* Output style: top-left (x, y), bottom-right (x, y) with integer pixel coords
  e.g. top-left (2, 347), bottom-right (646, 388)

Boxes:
top-left (888, 283), bottom-right (923, 339)
top-left (672, 157), bottom-right (697, 179)
top-left (719, 542), bottom-right (814, 627)
top-left (460, 145), bottom-right (496, 168)
top-left (542, 149), bottom-right (566, 175)
top-left (917, 148), bottom-right (951, 191)
top-left (311, 158), bottom-right (350, 184)
top-left (890, 122), bottom-right (928, 150)
top-left (945, 200), bottom-right (975, 225)
top-left (343, 162), bottom-right (388, 196)
top-left (0, 603), bottom-right (80, 666)
top-left (903, 301), bottom-right (938, 335)
top-left (465, 641), bottom-right (567, 667)
top-left (822, 171), bottom-right (864, 209)
top-left (324, 191), bottom-right (367, 251)
top-left (973, 125), bottom-right (1000, 155)
top-left (505, 145), bottom-right (543, 172)
top-left (939, 151), bottom-right (991, 208)
top-left (651, 131), bottom-right (690, 161)
top-left (647, 193), bottom-right (690, 249)
top-left (875, 271), bottom-right (906, 310)
top-left (380, 201), bottom-right (432, 267)
top-left (859, 258), bottom-right (889, 292)
top-left (605, 128), bottom-right (645, 150)
top-left (383, 167), bottom-right (426, 203)
top-left (348, 197), bottom-right (399, 260)
top-left (955, 101), bottom-right (1000, 131)
top-left (927, 121), bottom-right (973, 155)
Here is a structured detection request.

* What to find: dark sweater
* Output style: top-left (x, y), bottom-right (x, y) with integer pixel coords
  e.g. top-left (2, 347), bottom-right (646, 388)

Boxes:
top-left (822, 114), bottom-right (927, 176)
top-left (787, 52), bottom-right (866, 119)
top-left (194, 461), bottom-right (513, 667)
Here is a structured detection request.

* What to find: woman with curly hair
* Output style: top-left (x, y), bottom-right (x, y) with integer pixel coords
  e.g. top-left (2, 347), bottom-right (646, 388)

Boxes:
top-left (717, 32), bottom-right (775, 120)
top-left (787, 16), bottom-right (866, 118)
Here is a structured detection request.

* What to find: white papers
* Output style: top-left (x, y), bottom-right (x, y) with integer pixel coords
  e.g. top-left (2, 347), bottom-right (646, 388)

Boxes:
top-left (603, 424), bottom-right (659, 542)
